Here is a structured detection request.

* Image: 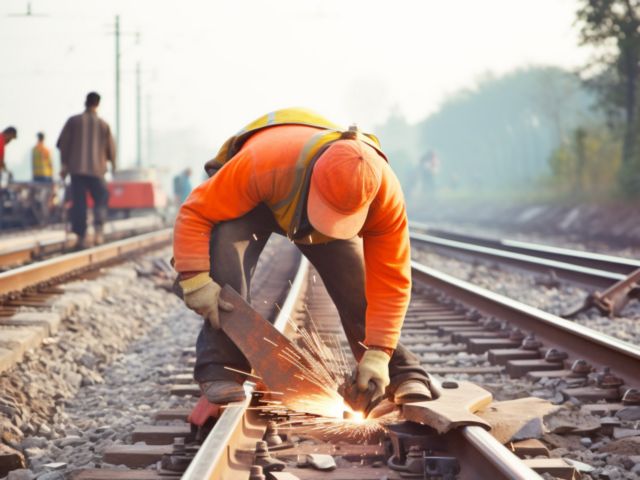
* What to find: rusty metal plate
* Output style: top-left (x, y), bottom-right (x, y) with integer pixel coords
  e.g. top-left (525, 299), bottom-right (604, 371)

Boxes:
top-left (402, 381), bottom-right (492, 433)
top-left (220, 286), bottom-right (343, 418)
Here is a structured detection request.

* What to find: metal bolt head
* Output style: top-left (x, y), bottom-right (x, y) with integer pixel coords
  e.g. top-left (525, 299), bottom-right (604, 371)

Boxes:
top-left (483, 318), bottom-right (501, 331)
top-left (544, 348), bottom-right (568, 362)
top-left (441, 381), bottom-right (459, 389)
top-left (521, 334), bottom-right (542, 350)
top-left (249, 465), bottom-right (266, 480)
top-left (255, 440), bottom-right (269, 457)
top-left (596, 367), bottom-right (624, 388)
top-left (622, 388), bottom-right (640, 406)
top-left (570, 359), bottom-right (592, 376)
top-left (265, 421), bottom-right (283, 446)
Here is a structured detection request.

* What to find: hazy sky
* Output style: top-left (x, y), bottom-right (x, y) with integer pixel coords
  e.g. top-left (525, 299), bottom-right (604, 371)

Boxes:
top-left (1, 0), bottom-right (591, 176)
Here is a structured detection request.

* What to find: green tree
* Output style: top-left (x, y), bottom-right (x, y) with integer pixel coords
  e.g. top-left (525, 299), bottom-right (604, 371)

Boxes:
top-left (549, 125), bottom-right (622, 195)
top-left (576, 0), bottom-right (640, 192)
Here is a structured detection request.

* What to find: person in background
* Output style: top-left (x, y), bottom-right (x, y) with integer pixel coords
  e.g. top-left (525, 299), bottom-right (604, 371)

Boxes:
top-left (56, 92), bottom-right (116, 249)
top-left (32, 132), bottom-right (53, 183)
top-left (0, 126), bottom-right (18, 182)
top-left (173, 167), bottom-right (193, 205)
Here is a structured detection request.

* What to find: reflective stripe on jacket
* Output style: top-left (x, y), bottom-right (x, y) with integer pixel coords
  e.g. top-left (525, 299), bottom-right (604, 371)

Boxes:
top-left (32, 143), bottom-right (53, 178)
top-left (173, 123), bottom-right (411, 349)
top-left (204, 107), bottom-right (386, 241)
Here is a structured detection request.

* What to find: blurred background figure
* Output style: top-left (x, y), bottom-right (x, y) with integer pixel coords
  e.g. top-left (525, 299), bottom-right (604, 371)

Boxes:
top-left (0, 126), bottom-right (18, 186)
top-left (419, 150), bottom-right (440, 193)
top-left (57, 92), bottom-right (116, 249)
top-left (173, 167), bottom-right (192, 205)
top-left (32, 132), bottom-right (53, 183)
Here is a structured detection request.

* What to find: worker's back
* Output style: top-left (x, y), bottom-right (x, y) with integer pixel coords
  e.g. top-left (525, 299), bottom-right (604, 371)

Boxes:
top-left (57, 111), bottom-right (115, 177)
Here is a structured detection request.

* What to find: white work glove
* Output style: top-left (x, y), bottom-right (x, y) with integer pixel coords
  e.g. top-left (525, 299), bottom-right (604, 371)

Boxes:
top-left (179, 272), bottom-right (234, 329)
top-left (356, 349), bottom-right (391, 399)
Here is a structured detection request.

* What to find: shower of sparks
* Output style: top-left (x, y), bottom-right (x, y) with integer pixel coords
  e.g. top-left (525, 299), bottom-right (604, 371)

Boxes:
top-left (220, 301), bottom-right (398, 442)
top-left (223, 366), bottom-right (262, 380)
top-left (263, 337), bottom-right (278, 347)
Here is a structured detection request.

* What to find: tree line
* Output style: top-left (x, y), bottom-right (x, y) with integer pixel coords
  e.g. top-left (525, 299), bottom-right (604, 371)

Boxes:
top-left (377, 0), bottom-right (640, 202)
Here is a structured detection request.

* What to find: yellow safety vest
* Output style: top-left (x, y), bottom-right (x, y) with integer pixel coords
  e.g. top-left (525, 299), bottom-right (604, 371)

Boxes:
top-left (32, 143), bottom-right (53, 178)
top-left (204, 108), bottom-right (387, 242)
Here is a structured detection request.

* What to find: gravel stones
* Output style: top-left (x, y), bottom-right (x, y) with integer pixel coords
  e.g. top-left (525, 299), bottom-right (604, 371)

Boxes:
top-left (410, 241), bottom-right (640, 478)
top-left (6, 470), bottom-right (34, 480)
top-left (0, 249), bottom-right (197, 478)
top-left (616, 406), bottom-right (640, 422)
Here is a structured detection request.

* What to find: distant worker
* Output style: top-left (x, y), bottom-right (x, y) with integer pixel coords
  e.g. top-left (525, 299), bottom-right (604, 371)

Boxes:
top-left (173, 108), bottom-right (432, 405)
top-left (173, 167), bottom-right (193, 205)
top-left (419, 150), bottom-right (439, 191)
top-left (32, 132), bottom-right (53, 183)
top-left (0, 126), bottom-right (18, 182)
top-left (56, 92), bottom-right (116, 249)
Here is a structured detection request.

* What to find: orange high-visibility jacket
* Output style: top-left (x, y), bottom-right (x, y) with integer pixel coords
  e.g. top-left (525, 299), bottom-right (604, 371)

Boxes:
top-left (173, 125), bottom-right (411, 349)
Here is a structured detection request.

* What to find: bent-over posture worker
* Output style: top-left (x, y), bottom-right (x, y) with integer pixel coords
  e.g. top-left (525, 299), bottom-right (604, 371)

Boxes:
top-left (173, 108), bottom-right (431, 405)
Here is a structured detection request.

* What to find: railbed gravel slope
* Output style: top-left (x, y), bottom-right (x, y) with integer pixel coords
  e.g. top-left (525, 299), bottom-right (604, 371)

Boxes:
top-left (412, 248), bottom-right (640, 347)
top-left (0, 249), bottom-right (200, 479)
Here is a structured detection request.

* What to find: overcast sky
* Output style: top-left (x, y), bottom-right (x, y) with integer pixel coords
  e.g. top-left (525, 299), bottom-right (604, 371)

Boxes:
top-left (1, 0), bottom-right (591, 176)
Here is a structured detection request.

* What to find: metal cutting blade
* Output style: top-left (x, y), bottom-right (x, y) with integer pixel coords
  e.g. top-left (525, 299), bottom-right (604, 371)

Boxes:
top-left (219, 285), bottom-right (343, 417)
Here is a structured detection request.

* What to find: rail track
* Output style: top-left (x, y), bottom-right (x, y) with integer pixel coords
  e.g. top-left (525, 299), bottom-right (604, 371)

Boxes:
top-left (69, 241), bottom-right (640, 479)
top-left (0, 228), bottom-right (172, 301)
top-left (409, 222), bottom-right (640, 291)
top-left (0, 226), bottom-right (173, 380)
top-left (0, 215), bottom-right (166, 271)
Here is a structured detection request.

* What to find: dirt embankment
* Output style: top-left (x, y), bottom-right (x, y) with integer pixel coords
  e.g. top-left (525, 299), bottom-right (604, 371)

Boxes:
top-left (410, 201), bottom-right (640, 250)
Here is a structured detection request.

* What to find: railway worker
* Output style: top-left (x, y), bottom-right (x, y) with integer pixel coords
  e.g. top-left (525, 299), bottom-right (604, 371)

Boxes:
top-left (173, 167), bottom-right (193, 205)
top-left (32, 132), bottom-right (53, 183)
top-left (173, 108), bottom-right (432, 406)
top-left (0, 126), bottom-right (18, 182)
top-left (57, 92), bottom-right (116, 249)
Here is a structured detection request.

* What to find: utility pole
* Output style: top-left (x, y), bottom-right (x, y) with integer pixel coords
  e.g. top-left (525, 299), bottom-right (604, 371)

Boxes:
top-left (115, 15), bottom-right (121, 159)
top-left (146, 94), bottom-right (152, 169)
top-left (136, 61), bottom-right (142, 167)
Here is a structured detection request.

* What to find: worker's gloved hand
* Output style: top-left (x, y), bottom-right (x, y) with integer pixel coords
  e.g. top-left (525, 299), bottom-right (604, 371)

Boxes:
top-left (356, 349), bottom-right (391, 399)
top-left (179, 272), bottom-right (234, 329)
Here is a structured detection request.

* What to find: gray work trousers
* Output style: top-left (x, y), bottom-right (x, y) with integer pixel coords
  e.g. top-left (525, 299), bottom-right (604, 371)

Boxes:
top-left (194, 204), bottom-right (430, 394)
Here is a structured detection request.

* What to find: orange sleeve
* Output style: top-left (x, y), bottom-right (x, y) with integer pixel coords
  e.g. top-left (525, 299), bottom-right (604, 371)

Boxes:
top-left (362, 165), bottom-right (411, 349)
top-left (173, 148), bottom-right (261, 273)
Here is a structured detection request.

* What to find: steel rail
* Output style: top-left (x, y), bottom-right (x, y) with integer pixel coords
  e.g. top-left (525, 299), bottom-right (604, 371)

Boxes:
top-left (410, 231), bottom-right (623, 290)
top-left (412, 260), bottom-right (640, 389)
top-left (425, 376), bottom-right (542, 480)
top-left (182, 257), bottom-right (309, 480)
top-left (410, 222), bottom-right (640, 275)
top-left (456, 426), bottom-right (542, 480)
top-left (0, 216), bottom-right (165, 269)
top-left (184, 257), bottom-right (544, 480)
top-left (0, 228), bottom-right (173, 297)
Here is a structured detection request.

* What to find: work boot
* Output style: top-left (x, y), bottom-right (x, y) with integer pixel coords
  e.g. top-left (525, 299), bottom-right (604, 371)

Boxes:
top-left (94, 227), bottom-right (104, 246)
top-left (200, 381), bottom-right (246, 404)
top-left (394, 380), bottom-right (432, 405)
